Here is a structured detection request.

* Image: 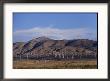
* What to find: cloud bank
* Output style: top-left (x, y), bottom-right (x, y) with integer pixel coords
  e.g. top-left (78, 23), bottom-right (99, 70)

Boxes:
top-left (13, 26), bottom-right (96, 42)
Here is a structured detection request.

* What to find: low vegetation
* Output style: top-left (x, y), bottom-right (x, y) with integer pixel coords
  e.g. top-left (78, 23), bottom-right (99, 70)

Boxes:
top-left (13, 59), bottom-right (97, 69)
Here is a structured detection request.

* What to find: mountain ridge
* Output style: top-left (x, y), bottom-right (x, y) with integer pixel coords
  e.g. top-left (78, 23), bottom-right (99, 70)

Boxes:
top-left (13, 36), bottom-right (97, 60)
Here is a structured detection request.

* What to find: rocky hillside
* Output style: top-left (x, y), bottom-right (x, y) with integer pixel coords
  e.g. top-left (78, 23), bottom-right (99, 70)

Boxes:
top-left (13, 36), bottom-right (97, 60)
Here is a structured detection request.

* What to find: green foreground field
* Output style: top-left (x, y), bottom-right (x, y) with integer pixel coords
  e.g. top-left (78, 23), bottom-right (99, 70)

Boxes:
top-left (13, 59), bottom-right (97, 69)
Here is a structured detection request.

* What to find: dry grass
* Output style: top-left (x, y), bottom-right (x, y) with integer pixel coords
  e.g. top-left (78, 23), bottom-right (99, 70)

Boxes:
top-left (13, 59), bottom-right (97, 69)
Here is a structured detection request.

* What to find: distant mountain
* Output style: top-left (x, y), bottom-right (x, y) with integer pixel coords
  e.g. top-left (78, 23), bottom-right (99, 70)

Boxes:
top-left (13, 37), bottom-right (97, 60)
top-left (31, 36), bottom-right (53, 42)
top-left (65, 39), bottom-right (97, 50)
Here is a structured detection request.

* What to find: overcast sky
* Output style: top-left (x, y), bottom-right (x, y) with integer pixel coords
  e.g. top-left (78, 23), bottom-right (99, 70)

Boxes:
top-left (13, 13), bottom-right (97, 42)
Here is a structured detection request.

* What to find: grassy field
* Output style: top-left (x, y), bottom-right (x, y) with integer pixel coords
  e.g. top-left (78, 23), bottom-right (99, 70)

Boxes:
top-left (13, 59), bottom-right (97, 69)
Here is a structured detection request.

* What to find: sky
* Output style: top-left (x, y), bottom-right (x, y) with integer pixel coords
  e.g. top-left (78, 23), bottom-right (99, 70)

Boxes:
top-left (13, 13), bottom-right (97, 42)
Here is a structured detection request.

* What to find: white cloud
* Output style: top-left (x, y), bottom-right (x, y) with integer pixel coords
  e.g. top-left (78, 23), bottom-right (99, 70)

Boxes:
top-left (13, 26), bottom-right (96, 42)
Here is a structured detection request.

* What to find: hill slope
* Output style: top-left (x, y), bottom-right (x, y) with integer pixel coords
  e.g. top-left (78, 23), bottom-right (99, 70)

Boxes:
top-left (13, 37), bottom-right (97, 60)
